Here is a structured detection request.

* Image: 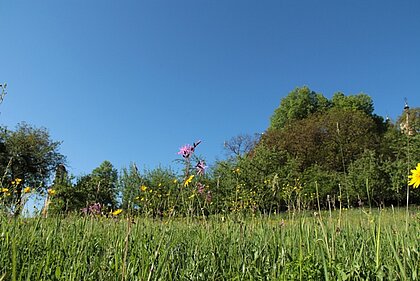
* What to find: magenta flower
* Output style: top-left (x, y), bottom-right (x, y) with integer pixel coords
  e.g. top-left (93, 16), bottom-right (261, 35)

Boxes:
top-left (197, 182), bottom-right (205, 194)
top-left (177, 140), bottom-right (201, 158)
top-left (206, 190), bottom-right (212, 203)
top-left (196, 160), bottom-right (207, 176)
top-left (81, 202), bottom-right (102, 215)
top-left (178, 144), bottom-right (194, 158)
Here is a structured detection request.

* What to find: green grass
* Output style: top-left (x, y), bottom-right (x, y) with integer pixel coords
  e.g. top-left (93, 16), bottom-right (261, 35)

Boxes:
top-left (1, 208), bottom-right (419, 280)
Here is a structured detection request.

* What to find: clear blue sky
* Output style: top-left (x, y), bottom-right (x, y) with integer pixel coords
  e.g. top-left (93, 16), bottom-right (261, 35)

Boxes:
top-left (1, 0), bottom-right (419, 177)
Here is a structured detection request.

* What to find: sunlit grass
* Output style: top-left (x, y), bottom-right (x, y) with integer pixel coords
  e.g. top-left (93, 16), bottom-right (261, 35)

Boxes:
top-left (1, 208), bottom-right (419, 280)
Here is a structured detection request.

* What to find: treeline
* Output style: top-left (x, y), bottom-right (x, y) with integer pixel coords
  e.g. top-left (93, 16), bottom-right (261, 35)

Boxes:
top-left (1, 86), bottom-right (419, 217)
top-left (213, 87), bottom-right (420, 214)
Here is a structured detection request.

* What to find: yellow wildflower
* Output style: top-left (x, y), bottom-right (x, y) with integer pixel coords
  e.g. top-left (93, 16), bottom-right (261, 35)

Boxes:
top-left (15, 178), bottom-right (22, 184)
top-left (24, 187), bottom-right (31, 193)
top-left (408, 163), bottom-right (420, 189)
top-left (173, 179), bottom-right (178, 184)
top-left (112, 209), bottom-right (123, 216)
top-left (158, 183), bottom-right (162, 187)
top-left (1, 188), bottom-right (8, 193)
top-left (140, 185), bottom-right (147, 192)
top-left (47, 189), bottom-right (56, 196)
top-left (184, 175), bottom-right (194, 187)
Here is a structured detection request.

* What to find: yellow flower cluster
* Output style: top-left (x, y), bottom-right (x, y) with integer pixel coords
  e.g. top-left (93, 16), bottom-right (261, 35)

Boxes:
top-left (11, 178), bottom-right (22, 185)
top-left (47, 189), bottom-right (56, 196)
top-left (1, 188), bottom-right (10, 197)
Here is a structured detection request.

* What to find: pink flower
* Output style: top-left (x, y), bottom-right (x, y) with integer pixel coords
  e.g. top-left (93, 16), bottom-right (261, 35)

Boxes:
top-left (177, 140), bottom-right (201, 159)
top-left (197, 182), bottom-right (205, 194)
top-left (196, 160), bottom-right (207, 176)
top-left (177, 144), bottom-right (194, 158)
top-left (206, 190), bottom-right (212, 203)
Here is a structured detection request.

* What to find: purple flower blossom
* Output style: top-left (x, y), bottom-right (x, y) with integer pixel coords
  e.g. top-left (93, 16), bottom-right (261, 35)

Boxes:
top-left (177, 144), bottom-right (194, 158)
top-left (81, 203), bottom-right (102, 215)
top-left (206, 191), bottom-right (212, 203)
top-left (177, 140), bottom-right (202, 159)
top-left (195, 160), bottom-right (207, 176)
top-left (197, 182), bottom-right (205, 194)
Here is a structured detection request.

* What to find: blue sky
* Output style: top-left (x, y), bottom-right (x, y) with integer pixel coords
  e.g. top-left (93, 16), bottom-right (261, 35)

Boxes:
top-left (1, 0), bottom-right (419, 177)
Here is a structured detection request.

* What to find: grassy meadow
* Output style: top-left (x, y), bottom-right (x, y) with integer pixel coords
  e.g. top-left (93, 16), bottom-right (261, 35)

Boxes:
top-left (1, 208), bottom-right (419, 281)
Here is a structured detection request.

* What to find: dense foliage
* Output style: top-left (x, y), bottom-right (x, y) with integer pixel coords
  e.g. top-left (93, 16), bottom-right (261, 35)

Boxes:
top-left (0, 123), bottom-right (64, 216)
top-left (1, 87), bottom-right (419, 217)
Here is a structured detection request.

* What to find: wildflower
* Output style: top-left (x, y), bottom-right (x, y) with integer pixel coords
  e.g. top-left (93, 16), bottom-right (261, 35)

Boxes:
top-left (184, 175), bottom-right (194, 187)
top-left (158, 183), bottom-right (162, 187)
top-left (88, 203), bottom-right (102, 215)
top-left (408, 163), bottom-right (420, 188)
top-left (1, 188), bottom-right (8, 193)
top-left (23, 187), bottom-right (31, 193)
top-left (177, 144), bottom-right (194, 158)
top-left (197, 182), bottom-right (205, 194)
top-left (206, 190), bottom-right (212, 203)
top-left (140, 185), bottom-right (148, 192)
top-left (279, 219), bottom-right (285, 227)
top-left (177, 140), bottom-right (201, 158)
top-left (15, 178), bottom-right (22, 184)
top-left (111, 209), bottom-right (123, 216)
top-left (195, 160), bottom-right (207, 176)
top-left (47, 189), bottom-right (56, 196)
top-left (173, 179), bottom-right (178, 184)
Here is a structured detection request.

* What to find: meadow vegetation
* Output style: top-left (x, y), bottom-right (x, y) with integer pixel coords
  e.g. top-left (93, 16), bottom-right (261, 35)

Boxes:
top-left (1, 208), bottom-right (419, 280)
top-left (0, 85), bottom-right (420, 279)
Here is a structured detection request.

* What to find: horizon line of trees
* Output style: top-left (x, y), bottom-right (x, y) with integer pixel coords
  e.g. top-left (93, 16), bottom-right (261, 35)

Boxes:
top-left (1, 86), bottom-right (419, 217)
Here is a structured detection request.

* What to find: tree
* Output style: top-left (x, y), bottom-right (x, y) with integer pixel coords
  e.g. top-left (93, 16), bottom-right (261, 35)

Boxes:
top-left (0, 123), bottom-right (65, 215)
top-left (90, 160), bottom-right (118, 209)
top-left (331, 92), bottom-right (374, 116)
top-left (223, 134), bottom-right (260, 157)
top-left (264, 108), bottom-right (381, 172)
top-left (50, 160), bottom-right (118, 214)
top-left (120, 163), bottom-right (143, 212)
top-left (269, 86), bottom-right (330, 130)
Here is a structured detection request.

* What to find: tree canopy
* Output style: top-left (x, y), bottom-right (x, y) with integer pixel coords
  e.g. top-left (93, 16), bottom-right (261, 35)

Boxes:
top-left (0, 122), bottom-right (64, 215)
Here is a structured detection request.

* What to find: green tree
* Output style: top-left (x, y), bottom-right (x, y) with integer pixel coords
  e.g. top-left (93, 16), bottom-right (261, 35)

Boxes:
top-left (0, 123), bottom-right (65, 215)
top-left (264, 108), bottom-right (381, 172)
top-left (331, 92), bottom-right (374, 115)
top-left (270, 86), bottom-right (330, 130)
top-left (89, 160), bottom-right (118, 209)
top-left (120, 163), bottom-right (143, 212)
top-left (50, 160), bottom-right (118, 214)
